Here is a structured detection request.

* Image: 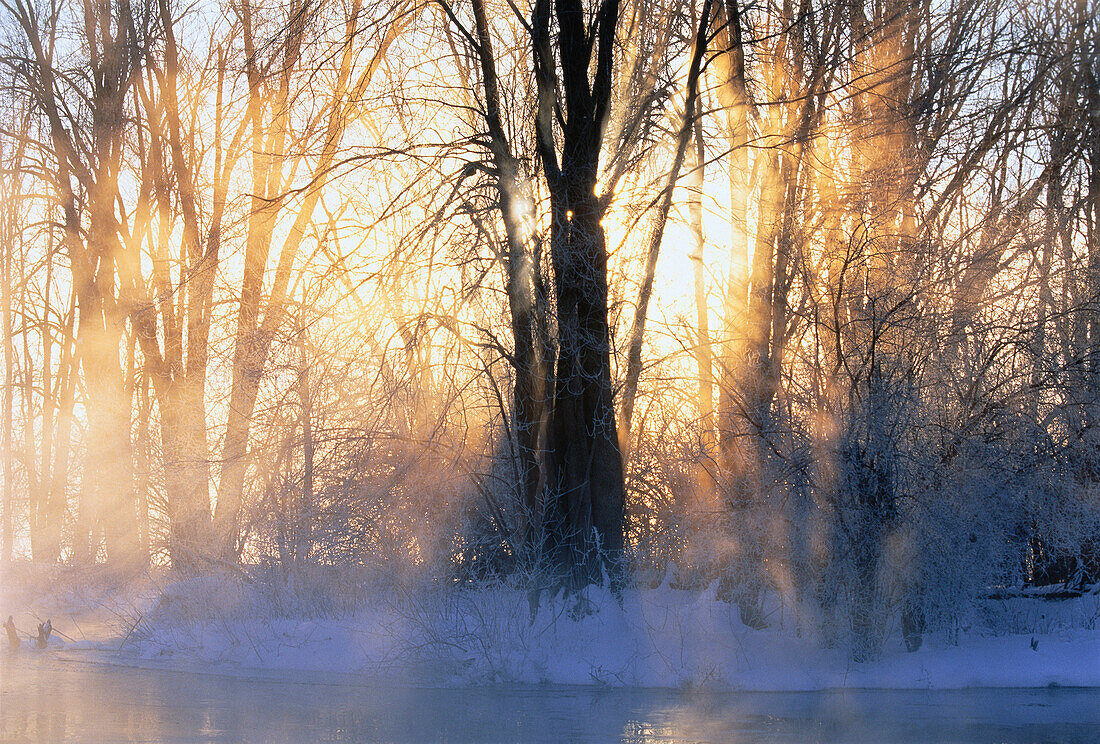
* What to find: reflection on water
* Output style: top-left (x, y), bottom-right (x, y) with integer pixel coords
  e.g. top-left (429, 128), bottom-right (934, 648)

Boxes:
top-left (2, 653), bottom-right (1098, 743)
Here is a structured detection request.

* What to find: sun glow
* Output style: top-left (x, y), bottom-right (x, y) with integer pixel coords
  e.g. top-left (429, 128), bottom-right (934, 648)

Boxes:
top-left (0, 0), bottom-right (1093, 681)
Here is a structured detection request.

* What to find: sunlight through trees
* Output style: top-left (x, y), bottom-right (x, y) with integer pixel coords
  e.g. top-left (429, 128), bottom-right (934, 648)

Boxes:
top-left (0, 0), bottom-right (1096, 661)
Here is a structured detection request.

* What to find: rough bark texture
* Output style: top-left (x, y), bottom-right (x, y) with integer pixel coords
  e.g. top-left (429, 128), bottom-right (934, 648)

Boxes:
top-left (470, 0), bottom-right (551, 556)
top-left (531, 0), bottom-right (626, 586)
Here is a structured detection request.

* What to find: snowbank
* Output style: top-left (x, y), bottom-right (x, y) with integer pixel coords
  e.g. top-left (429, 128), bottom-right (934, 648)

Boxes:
top-left (103, 575), bottom-right (1100, 690)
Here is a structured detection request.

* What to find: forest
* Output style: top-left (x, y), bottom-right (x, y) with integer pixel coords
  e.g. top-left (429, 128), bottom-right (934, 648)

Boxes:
top-left (0, 0), bottom-right (1097, 667)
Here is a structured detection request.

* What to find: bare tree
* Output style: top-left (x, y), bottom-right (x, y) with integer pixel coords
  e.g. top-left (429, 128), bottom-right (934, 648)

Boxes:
top-left (2, 0), bottom-right (148, 565)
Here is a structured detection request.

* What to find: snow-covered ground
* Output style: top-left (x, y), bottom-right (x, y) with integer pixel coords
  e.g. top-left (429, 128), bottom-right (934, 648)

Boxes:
top-left (4, 567), bottom-right (1097, 690)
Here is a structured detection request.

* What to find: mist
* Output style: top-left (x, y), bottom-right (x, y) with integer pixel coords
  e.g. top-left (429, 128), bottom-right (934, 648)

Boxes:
top-left (0, 0), bottom-right (1097, 713)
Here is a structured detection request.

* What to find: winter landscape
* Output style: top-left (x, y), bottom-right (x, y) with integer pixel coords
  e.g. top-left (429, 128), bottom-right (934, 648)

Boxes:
top-left (0, 0), bottom-right (1098, 738)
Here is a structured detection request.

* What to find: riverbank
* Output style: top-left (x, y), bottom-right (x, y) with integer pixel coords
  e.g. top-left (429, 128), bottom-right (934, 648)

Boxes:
top-left (4, 567), bottom-right (1098, 690)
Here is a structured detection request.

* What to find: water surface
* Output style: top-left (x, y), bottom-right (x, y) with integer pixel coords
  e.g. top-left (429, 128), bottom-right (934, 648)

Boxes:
top-left (2, 652), bottom-right (1097, 742)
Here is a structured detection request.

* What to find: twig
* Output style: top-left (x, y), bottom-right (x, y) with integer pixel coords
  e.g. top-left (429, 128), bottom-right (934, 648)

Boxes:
top-left (48, 626), bottom-right (77, 643)
top-left (118, 612), bottom-right (144, 651)
top-left (70, 614), bottom-right (87, 641)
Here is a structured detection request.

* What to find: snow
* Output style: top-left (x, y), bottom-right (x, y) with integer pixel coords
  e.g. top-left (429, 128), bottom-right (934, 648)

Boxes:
top-left (7, 570), bottom-right (1093, 691)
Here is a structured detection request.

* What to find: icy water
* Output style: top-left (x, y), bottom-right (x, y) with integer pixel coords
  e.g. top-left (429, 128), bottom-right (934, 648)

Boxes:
top-left (1, 653), bottom-right (1098, 743)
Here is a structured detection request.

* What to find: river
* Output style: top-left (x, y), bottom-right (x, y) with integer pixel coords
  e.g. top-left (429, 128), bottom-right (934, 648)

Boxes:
top-left (2, 652), bottom-right (1097, 742)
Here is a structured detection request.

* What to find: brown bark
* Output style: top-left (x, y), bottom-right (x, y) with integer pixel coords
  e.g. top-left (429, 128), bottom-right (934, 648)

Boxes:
top-left (468, 0), bottom-right (551, 553)
top-left (531, 0), bottom-right (626, 584)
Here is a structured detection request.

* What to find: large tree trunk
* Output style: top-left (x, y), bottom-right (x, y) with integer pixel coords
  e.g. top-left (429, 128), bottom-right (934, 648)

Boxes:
top-left (469, 0), bottom-right (551, 557)
top-left (81, 172), bottom-right (139, 565)
top-left (546, 189), bottom-right (625, 583)
top-left (158, 385), bottom-right (212, 570)
top-left (78, 289), bottom-right (138, 564)
top-left (530, 0), bottom-right (627, 586)
top-left (1086, 69), bottom-right (1100, 434)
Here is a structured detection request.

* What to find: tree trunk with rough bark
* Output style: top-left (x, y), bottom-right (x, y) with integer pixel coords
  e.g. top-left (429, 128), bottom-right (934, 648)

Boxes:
top-left (531, 0), bottom-right (626, 585)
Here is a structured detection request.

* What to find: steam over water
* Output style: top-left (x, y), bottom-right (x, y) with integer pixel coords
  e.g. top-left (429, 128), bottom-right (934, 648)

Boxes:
top-left (2, 654), bottom-right (1098, 743)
